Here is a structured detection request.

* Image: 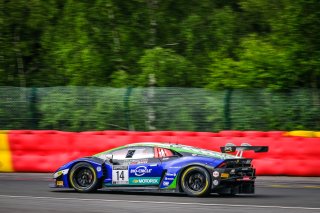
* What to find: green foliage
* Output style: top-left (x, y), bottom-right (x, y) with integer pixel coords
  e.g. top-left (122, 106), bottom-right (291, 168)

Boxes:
top-left (137, 47), bottom-right (196, 87)
top-left (1, 0), bottom-right (320, 89)
top-left (109, 70), bottom-right (130, 87)
top-left (208, 35), bottom-right (297, 90)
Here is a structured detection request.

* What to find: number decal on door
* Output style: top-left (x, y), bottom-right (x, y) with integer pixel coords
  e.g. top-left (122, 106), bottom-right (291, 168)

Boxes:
top-left (112, 165), bottom-right (129, 184)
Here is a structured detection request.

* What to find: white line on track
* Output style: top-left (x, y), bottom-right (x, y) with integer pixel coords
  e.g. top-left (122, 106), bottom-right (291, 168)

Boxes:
top-left (0, 194), bottom-right (319, 211)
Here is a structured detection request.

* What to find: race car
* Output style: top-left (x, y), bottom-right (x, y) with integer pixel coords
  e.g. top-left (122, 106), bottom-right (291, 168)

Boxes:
top-left (50, 142), bottom-right (268, 197)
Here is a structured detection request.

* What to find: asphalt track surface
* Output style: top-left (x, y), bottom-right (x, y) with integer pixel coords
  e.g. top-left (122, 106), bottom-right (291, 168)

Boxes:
top-left (0, 173), bottom-right (319, 213)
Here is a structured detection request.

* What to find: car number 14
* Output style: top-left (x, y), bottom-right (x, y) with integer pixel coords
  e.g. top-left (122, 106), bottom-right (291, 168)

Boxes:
top-left (112, 165), bottom-right (129, 184)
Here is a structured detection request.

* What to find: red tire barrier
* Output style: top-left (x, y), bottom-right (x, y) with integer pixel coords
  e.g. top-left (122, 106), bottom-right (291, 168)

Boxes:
top-left (242, 131), bottom-right (268, 137)
top-left (3, 130), bottom-right (320, 176)
top-left (219, 130), bottom-right (245, 137)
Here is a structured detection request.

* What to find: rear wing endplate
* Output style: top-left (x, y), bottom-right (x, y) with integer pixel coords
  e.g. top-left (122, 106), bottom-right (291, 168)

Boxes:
top-left (220, 143), bottom-right (268, 158)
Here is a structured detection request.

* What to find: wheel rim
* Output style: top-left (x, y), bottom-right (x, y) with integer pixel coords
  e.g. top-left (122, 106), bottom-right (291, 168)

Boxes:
top-left (185, 171), bottom-right (206, 192)
top-left (74, 167), bottom-right (94, 188)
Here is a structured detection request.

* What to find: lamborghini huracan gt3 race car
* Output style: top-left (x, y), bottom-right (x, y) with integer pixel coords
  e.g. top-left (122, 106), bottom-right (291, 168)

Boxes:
top-left (50, 142), bottom-right (268, 197)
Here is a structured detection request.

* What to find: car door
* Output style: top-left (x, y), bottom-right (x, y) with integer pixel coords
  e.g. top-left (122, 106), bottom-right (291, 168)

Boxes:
top-left (109, 146), bottom-right (163, 186)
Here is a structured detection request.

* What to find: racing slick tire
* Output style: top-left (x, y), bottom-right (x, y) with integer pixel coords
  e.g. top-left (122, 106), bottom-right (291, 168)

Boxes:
top-left (69, 162), bottom-right (99, 193)
top-left (180, 166), bottom-right (211, 197)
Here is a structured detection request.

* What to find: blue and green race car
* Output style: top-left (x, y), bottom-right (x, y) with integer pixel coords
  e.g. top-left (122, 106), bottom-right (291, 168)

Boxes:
top-left (50, 142), bottom-right (267, 197)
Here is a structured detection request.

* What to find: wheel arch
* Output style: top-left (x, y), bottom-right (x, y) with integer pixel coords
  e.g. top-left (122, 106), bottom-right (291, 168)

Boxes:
top-left (176, 163), bottom-right (213, 192)
top-left (67, 159), bottom-right (105, 189)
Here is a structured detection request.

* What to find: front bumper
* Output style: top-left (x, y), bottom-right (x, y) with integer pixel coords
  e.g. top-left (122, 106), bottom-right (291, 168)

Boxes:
top-left (50, 171), bottom-right (71, 188)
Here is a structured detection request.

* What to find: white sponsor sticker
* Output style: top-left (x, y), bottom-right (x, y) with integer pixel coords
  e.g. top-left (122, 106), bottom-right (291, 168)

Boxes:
top-left (163, 181), bottom-right (170, 186)
top-left (165, 177), bottom-right (175, 181)
top-left (213, 171), bottom-right (220, 178)
top-left (112, 165), bottom-right (129, 184)
top-left (166, 172), bottom-right (176, 176)
top-left (130, 166), bottom-right (152, 176)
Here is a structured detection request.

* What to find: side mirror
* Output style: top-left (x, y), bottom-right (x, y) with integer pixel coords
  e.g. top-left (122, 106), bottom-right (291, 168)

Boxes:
top-left (105, 154), bottom-right (113, 163)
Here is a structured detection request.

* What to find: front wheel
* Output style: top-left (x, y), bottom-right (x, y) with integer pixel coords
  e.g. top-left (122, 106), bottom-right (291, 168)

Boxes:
top-left (69, 162), bottom-right (99, 192)
top-left (180, 166), bottom-right (211, 197)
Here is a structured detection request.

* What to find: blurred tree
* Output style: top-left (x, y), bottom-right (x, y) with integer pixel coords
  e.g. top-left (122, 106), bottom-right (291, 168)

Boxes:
top-left (0, 0), bottom-right (58, 86)
top-left (137, 47), bottom-right (196, 87)
top-left (0, 0), bottom-right (319, 89)
top-left (208, 34), bottom-right (297, 90)
top-left (207, 0), bottom-right (320, 91)
top-left (41, 0), bottom-right (106, 86)
top-left (109, 70), bottom-right (130, 87)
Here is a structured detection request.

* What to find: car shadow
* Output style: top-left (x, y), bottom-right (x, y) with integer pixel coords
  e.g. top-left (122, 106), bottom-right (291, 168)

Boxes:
top-left (51, 189), bottom-right (188, 197)
top-left (50, 189), bottom-right (283, 199)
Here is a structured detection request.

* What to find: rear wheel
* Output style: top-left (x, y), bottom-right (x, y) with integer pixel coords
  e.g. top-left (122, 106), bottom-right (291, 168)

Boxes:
top-left (180, 166), bottom-right (211, 197)
top-left (69, 162), bottom-right (99, 192)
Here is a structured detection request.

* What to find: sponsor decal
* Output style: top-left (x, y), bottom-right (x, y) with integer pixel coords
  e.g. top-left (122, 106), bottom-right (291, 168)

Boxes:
top-left (56, 181), bottom-right (64, 186)
top-left (166, 172), bottom-right (176, 177)
top-left (129, 177), bottom-right (160, 185)
top-left (130, 166), bottom-right (152, 176)
top-left (165, 177), bottom-right (175, 181)
top-left (113, 165), bottom-right (128, 170)
top-left (213, 180), bottom-right (219, 186)
top-left (163, 181), bottom-right (170, 186)
top-left (96, 166), bottom-right (101, 172)
top-left (213, 171), bottom-right (220, 178)
top-left (225, 147), bottom-right (234, 152)
top-left (136, 179), bottom-right (158, 184)
top-left (221, 173), bottom-right (229, 178)
top-left (129, 159), bottom-right (148, 165)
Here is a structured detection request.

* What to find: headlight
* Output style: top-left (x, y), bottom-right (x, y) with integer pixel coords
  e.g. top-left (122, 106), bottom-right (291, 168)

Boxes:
top-left (53, 169), bottom-right (69, 178)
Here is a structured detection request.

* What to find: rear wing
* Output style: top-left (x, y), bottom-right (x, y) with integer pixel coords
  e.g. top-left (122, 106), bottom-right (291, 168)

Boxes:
top-left (220, 143), bottom-right (268, 158)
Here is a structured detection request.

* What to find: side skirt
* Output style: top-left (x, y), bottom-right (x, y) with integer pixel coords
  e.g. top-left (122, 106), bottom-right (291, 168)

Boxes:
top-left (101, 186), bottom-right (177, 194)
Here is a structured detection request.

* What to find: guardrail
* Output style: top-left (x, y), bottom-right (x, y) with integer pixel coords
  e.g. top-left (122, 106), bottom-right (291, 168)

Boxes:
top-left (0, 130), bottom-right (319, 176)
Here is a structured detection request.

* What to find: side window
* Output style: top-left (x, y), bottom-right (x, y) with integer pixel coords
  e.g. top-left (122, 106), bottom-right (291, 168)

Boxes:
top-left (111, 146), bottom-right (154, 160)
top-left (130, 147), bottom-right (154, 159)
top-left (155, 147), bottom-right (174, 158)
top-left (111, 148), bottom-right (130, 160)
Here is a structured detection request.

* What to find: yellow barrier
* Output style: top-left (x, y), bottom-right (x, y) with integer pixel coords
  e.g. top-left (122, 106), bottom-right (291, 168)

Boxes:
top-left (0, 131), bottom-right (13, 172)
top-left (313, 132), bottom-right (320, 137)
top-left (284, 130), bottom-right (315, 138)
